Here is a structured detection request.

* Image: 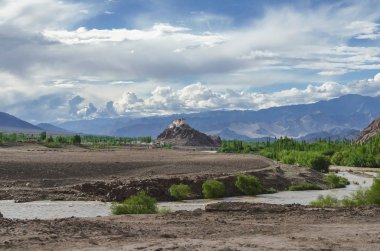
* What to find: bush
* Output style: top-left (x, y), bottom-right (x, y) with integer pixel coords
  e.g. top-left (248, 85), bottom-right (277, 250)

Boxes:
top-left (111, 191), bottom-right (157, 215)
top-left (311, 175), bottom-right (380, 208)
top-left (169, 183), bottom-right (191, 200)
top-left (309, 195), bottom-right (340, 208)
top-left (366, 176), bottom-right (380, 205)
top-left (265, 187), bottom-right (277, 194)
top-left (72, 135), bottom-right (82, 145)
top-left (341, 189), bottom-right (369, 207)
top-left (40, 131), bottom-right (47, 141)
top-left (45, 142), bottom-right (62, 148)
top-left (309, 155), bottom-right (330, 172)
top-left (202, 180), bottom-right (225, 199)
top-left (325, 173), bottom-right (350, 188)
top-left (331, 152), bottom-right (344, 165)
top-left (288, 183), bottom-right (322, 191)
top-left (235, 175), bottom-right (263, 195)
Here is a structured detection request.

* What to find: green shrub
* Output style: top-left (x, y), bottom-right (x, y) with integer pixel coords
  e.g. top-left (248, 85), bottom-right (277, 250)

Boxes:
top-left (111, 191), bottom-right (157, 215)
top-left (45, 142), bottom-right (62, 148)
top-left (311, 175), bottom-right (380, 208)
top-left (40, 131), bottom-right (47, 141)
top-left (169, 183), bottom-right (191, 200)
top-left (366, 176), bottom-right (380, 205)
top-left (158, 208), bottom-right (172, 214)
top-left (280, 154), bottom-right (297, 165)
top-left (309, 195), bottom-right (340, 208)
top-left (72, 135), bottom-right (82, 145)
top-left (202, 180), bottom-right (225, 199)
top-left (235, 175), bottom-right (263, 195)
top-left (341, 189), bottom-right (369, 207)
top-left (288, 183), bottom-right (322, 191)
top-left (265, 187), bottom-right (277, 194)
top-left (325, 173), bottom-right (350, 188)
top-left (309, 155), bottom-right (330, 172)
top-left (331, 152), bottom-right (344, 165)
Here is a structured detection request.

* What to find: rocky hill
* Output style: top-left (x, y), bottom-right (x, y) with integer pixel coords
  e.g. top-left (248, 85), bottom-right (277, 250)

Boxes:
top-left (356, 117), bottom-right (380, 143)
top-left (157, 119), bottom-right (221, 147)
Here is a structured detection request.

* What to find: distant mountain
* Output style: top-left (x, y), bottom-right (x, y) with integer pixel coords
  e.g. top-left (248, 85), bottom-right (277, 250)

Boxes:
top-left (58, 117), bottom-right (131, 136)
top-left (297, 128), bottom-right (360, 142)
top-left (356, 117), bottom-right (380, 143)
top-left (36, 123), bottom-right (69, 133)
top-left (0, 112), bottom-right (42, 132)
top-left (57, 94), bottom-right (380, 140)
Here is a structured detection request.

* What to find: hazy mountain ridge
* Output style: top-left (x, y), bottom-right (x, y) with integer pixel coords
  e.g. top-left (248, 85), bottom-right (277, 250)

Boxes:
top-left (1, 94), bottom-right (379, 141)
top-left (0, 112), bottom-right (42, 132)
top-left (56, 94), bottom-right (380, 140)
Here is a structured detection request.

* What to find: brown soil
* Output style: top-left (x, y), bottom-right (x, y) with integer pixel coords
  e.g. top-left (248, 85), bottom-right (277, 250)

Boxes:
top-left (0, 144), bottom-right (326, 202)
top-left (1, 202), bottom-right (379, 250)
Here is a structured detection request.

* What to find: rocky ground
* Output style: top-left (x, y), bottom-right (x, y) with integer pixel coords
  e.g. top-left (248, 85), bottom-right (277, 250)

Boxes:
top-left (1, 202), bottom-right (379, 250)
top-left (0, 144), bottom-right (327, 202)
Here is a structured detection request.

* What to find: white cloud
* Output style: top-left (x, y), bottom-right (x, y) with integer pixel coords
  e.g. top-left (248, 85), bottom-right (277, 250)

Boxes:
top-left (111, 72), bottom-right (380, 116)
top-left (1, 0), bottom-right (380, 122)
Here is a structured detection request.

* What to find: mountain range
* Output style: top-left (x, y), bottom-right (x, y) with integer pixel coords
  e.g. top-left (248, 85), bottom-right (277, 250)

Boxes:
top-left (1, 94), bottom-right (380, 141)
top-left (57, 94), bottom-right (380, 141)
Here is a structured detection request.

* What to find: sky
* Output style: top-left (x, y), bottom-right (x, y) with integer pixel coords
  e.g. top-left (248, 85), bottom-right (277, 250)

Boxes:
top-left (1, 0), bottom-right (380, 123)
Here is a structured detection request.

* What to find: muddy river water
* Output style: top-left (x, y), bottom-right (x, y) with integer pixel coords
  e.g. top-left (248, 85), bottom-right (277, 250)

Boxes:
top-left (0, 172), bottom-right (377, 219)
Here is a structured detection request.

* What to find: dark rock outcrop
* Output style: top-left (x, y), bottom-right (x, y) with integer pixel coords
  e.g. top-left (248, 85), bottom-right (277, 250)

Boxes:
top-left (356, 117), bottom-right (380, 143)
top-left (157, 119), bottom-right (221, 147)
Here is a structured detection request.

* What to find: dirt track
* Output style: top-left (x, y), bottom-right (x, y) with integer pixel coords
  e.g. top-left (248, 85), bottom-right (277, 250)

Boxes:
top-left (0, 144), bottom-right (326, 202)
top-left (1, 202), bottom-right (379, 250)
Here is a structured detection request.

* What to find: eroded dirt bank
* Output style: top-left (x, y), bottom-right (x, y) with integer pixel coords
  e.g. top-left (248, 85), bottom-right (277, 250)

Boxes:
top-left (0, 145), bottom-right (327, 202)
top-left (1, 202), bottom-right (379, 250)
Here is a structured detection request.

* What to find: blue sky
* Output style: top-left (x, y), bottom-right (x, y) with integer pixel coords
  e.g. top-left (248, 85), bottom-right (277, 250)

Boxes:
top-left (0, 0), bottom-right (380, 122)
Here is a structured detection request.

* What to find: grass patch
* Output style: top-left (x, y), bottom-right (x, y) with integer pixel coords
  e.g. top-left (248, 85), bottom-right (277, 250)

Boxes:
top-left (310, 175), bottom-right (380, 208)
top-left (202, 180), bottom-right (225, 199)
top-left (235, 174), bottom-right (263, 195)
top-left (168, 183), bottom-right (191, 201)
top-left (309, 195), bottom-right (341, 207)
top-left (44, 142), bottom-right (63, 148)
top-left (325, 173), bottom-right (350, 188)
top-left (158, 208), bottom-right (172, 214)
top-left (111, 191), bottom-right (157, 215)
top-left (288, 183), bottom-right (322, 191)
top-left (265, 187), bottom-right (278, 194)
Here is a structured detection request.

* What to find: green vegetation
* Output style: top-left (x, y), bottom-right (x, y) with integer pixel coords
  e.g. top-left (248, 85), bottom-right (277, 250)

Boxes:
top-left (168, 183), bottom-right (191, 200)
top-left (235, 174), bottom-right (263, 195)
top-left (265, 187), bottom-right (278, 194)
top-left (202, 180), bottom-right (225, 199)
top-left (288, 183), bottom-right (322, 191)
top-left (310, 175), bottom-right (380, 207)
top-left (310, 195), bottom-right (341, 207)
top-left (0, 132), bottom-right (152, 148)
top-left (44, 142), bottom-right (63, 148)
top-left (325, 173), bottom-right (350, 188)
top-left (158, 208), bottom-right (172, 214)
top-left (219, 135), bottom-right (380, 168)
top-left (111, 191), bottom-right (158, 215)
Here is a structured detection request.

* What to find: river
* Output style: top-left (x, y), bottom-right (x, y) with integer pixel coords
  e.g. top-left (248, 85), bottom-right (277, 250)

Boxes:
top-left (0, 171), bottom-right (377, 219)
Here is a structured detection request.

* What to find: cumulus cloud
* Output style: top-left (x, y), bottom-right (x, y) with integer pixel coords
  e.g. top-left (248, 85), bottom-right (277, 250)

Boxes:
top-left (111, 72), bottom-right (380, 116)
top-left (1, 0), bottom-right (380, 122)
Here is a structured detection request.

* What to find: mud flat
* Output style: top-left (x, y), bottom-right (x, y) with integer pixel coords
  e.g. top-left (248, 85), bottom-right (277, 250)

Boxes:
top-left (1, 202), bottom-right (379, 250)
top-left (0, 144), bottom-right (326, 202)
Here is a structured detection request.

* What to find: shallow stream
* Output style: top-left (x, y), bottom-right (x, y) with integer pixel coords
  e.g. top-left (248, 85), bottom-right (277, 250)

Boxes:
top-left (0, 171), bottom-right (376, 219)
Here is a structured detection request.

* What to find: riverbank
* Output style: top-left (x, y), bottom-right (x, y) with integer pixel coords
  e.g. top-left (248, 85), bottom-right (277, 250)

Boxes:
top-left (1, 202), bottom-right (379, 250)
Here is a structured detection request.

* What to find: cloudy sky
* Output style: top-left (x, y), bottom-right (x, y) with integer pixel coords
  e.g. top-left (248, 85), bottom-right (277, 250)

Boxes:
top-left (1, 0), bottom-right (380, 123)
